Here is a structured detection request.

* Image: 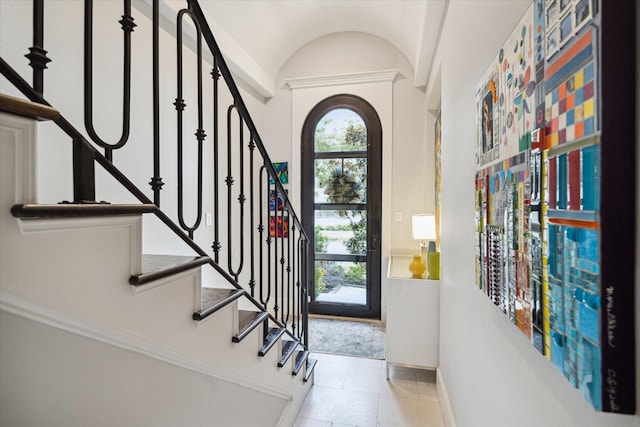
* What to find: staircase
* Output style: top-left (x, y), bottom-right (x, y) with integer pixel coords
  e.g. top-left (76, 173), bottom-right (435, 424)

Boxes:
top-left (0, 1), bottom-right (316, 425)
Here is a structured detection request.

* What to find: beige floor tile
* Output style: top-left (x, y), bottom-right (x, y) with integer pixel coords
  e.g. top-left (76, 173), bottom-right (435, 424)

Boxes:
top-left (312, 352), bottom-right (352, 365)
top-left (293, 417), bottom-right (332, 427)
top-left (297, 385), bottom-right (379, 426)
top-left (380, 376), bottom-right (420, 398)
top-left (297, 354), bottom-right (443, 427)
top-left (346, 356), bottom-right (386, 368)
top-left (313, 360), bottom-right (349, 389)
top-left (343, 365), bottom-right (387, 393)
top-left (378, 395), bottom-right (444, 427)
top-left (417, 381), bottom-right (439, 402)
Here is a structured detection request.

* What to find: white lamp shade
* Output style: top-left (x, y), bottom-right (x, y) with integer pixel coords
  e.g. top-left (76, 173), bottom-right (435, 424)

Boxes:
top-left (412, 214), bottom-right (436, 240)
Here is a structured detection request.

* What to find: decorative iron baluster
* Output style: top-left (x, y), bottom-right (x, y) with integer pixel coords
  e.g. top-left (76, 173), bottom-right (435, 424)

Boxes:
top-left (148, 0), bottom-right (164, 206)
top-left (296, 234), bottom-right (306, 340)
top-left (84, 0), bottom-right (135, 161)
top-left (175, 8), bottom-right (205, 239)
top-left (25, 0), bottom-right (50, 95)
top-left (226, 105), bottom-right (245, 281)
top-left (286, 217), bottom-right (292, 326)
top-left (259, 166), bottom-right (271, 309)
top-left (302, 240), bottom-right (309, 346)
top-left (211, 57), bottom-right (221, 261)
top-left (248, 135), bottom-right (257, 297)
top-left (273, 185), bottom-right (279, 320)
top-left (297, 236), bottom-right (304, 341)
top-left (279, 204), bottom-right (287, 324)
top-left (289, 222), bottom-right (297, 335)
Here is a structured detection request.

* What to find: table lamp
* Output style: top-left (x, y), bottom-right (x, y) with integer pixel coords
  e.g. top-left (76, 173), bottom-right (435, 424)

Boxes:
top-left (411, 214), bottom-right (436, 278)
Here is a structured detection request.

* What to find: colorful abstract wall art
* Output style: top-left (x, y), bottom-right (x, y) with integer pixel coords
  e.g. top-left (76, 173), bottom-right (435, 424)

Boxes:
top-left (476, 5), bottom-right (537, 166)
top-left (474, 0), bottom-right (635, 414)
top-left (269, 162), bottom-right (289, 184)
top-left (269, 189), bottom-right (287, 211)
top-left (269, 215), bottom-right (289, 238)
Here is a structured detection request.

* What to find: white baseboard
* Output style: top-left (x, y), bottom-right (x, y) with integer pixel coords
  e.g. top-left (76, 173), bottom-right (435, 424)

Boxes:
top-left (436, 367), bottom-right (456, 427)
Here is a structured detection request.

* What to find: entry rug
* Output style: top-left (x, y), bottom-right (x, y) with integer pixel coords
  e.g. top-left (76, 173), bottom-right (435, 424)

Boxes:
top-left (308, 317), bottom-right (386, 359)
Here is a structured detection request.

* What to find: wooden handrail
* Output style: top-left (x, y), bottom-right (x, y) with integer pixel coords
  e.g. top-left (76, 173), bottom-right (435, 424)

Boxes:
top-left (0, 93), bottom-right (59, 121)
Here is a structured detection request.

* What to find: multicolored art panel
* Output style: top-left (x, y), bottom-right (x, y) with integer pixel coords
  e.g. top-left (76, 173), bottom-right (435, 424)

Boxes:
top-left (474, 0), bottom-right (634, 414)
top-left (476, 6), bottom-right (537, 166)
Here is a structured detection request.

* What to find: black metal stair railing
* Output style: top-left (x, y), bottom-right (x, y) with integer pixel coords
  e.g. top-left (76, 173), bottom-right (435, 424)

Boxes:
top-left (0, 0), bottom-right (310, 352)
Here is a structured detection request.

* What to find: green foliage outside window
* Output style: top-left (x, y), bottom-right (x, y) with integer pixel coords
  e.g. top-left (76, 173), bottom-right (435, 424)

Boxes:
top-left (313, 115), bottom-right (369, 291)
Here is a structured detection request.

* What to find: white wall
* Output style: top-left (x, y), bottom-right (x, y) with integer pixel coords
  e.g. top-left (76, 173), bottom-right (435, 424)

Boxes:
top-left (267, 32), bottom-right (432, 254)
top-left (434, 1), bottom-right (640, 426)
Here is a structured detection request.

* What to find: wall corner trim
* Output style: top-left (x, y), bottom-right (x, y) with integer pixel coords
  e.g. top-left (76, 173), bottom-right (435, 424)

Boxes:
top-left (285, 69), bottom-right (399, 90)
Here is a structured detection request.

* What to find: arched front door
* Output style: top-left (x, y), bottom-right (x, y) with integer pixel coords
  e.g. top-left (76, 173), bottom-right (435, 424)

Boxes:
top-left (301, 94), bottom-right (382, 319)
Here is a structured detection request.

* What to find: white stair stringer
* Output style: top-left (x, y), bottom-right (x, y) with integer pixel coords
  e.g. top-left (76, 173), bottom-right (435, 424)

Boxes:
top-left (0, 112), bottom-right (312, 426)
top-left (0, 288), bottom-right (290, 427)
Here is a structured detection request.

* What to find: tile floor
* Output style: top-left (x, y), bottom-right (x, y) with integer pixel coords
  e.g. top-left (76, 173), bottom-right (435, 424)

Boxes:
top-left (294, 353), bottom-right (445, 427)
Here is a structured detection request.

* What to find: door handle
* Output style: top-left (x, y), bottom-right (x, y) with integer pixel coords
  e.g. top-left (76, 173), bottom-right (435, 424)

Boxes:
top-left (367, 234), bottom-right (379, 252)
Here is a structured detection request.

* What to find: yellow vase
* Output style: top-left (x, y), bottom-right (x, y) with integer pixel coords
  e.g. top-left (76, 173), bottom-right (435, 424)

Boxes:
top-left (409, 254), bottom-right (426, 279)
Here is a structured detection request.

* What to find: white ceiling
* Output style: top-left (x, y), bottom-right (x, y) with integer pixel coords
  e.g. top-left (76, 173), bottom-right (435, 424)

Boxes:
top-left (194, 0), bottom-right (448, 97)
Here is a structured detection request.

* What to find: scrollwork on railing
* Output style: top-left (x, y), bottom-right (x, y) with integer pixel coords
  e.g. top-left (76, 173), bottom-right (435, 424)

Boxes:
top-left (211, 57), bottom-right (222, 261)
top-left (175, 8), bottom-right (205, 239)
top-left (226, 105), bottom-right (246, 281)
top-left (83, 0), bottom-right (135, 161)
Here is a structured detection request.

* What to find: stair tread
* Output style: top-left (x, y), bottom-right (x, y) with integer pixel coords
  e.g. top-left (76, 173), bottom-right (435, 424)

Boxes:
top-left (292, 349), bottom-right (309, 376)
top-left (258, 327), bottom-right (286, 357)
top-left (11, 203), bottom-right (156, 218)
top-left (233, 310), bottom-right (269, 343)
top-left (130, 254), bottom-right (211, 285)
top-left (278, 339), bottom-right (300, 367)
top-left (0, 93), bottom-right (59, 121)
top-left (141, 254), bottom-right (207, 274)
top-left (193, 288), bottom-right (244, 321)
top-left (304, 358), bottom-right (318, 382)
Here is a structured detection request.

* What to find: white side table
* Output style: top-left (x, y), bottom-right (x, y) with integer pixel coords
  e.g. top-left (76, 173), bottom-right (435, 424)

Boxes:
top-left (385, 255), bottom-right (440, 378)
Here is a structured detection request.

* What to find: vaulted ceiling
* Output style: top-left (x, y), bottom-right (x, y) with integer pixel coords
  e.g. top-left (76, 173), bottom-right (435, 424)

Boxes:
top-left (192, 0), bottom-right (448, 97)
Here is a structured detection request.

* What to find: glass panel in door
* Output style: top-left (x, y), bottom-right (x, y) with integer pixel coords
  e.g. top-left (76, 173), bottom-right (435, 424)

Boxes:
top-left (312, 109), bottom-right (368, 308)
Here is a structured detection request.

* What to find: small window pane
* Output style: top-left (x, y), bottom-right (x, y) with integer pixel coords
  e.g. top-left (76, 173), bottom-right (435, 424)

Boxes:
top-left (315, 210), bottom-right (367, 255)
top-left (314, 158), bottom-right (367, 204)
top-left (314, 109), bottom-right (367, 153)
top-left (314, 260), bottom-right (366, 305)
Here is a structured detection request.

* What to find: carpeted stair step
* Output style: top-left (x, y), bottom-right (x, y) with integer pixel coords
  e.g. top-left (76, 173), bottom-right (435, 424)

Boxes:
top-left (130, 254), bottom-right (211, 286)
top-left (193, 287), bottom-right (245, 321)
top-left (232, 310), bottom-right (269, 343)
top-left (258, 327), bottom-right (285, 356)
top-left (278, 339), bottom-right (299, 367)
top-left (292, 349), bottom-right (309, 376)
top-left (11, 203), bottom-right (157, 218)
top-left (304, 358), bottom-right (318, 382)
